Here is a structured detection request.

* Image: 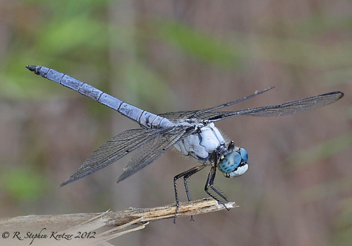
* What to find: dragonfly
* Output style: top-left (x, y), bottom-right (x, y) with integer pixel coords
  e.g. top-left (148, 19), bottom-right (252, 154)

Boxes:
top-left (27, 65), bottom-right (343, 222)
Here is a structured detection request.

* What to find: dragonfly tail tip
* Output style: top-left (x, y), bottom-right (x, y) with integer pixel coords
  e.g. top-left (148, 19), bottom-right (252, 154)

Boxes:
top-left (26, 65), bottom-right (41, 74)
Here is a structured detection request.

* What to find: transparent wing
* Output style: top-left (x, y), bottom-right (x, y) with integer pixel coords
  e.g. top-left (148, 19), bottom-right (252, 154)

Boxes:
top-left (159, 87), bottom-right (274, 121)
top-left (59, 128), bottom-right (170, 187)
top-left (159, 110), bottom-right (197, 121)
top-left (193, 86), bottom-right (274, 118)
top-left (200, 91), bottom-right (343, 121)
top-left (117, 126), bottom-right (192, 183)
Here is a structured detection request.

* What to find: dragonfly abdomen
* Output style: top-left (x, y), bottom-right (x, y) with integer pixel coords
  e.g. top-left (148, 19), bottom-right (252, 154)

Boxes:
top-left (26, 65), bottom-right (173, 129)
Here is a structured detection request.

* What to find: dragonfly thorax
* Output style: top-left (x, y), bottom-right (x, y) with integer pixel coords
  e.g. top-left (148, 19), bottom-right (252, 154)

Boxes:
top-left (173, 121), bottom-right (249, 177)
top-left (174, 122), bottom-right (226, 163)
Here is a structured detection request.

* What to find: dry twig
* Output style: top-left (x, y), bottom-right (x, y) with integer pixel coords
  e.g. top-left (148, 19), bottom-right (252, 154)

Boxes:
top-left (0, 198), bottom-right (237, 245)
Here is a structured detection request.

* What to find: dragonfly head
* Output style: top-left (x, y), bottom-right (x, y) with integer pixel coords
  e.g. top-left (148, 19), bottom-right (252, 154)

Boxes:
top-left (218, 148), bottom-right (248, 178)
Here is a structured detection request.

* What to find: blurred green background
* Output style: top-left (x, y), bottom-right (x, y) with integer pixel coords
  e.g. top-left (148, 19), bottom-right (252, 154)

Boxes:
top-left (0, 0), bottom-right (351, 245)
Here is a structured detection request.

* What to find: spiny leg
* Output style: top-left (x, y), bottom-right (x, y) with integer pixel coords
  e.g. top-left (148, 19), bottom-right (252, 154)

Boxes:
top-left (183, 166), bottom-right (204, 221)
top-left (227, 141), bottom-right (235, 151)
top-left (204, 166), bottom-right (229, 210)
top-left (173, 165), bottom-right (205, 223)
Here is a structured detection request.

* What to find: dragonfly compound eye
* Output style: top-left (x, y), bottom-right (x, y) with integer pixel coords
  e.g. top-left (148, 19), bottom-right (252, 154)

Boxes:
top-left (219, 149), bottom-right (249, 178)
top-left (239, 148), bottom-right (248, 162)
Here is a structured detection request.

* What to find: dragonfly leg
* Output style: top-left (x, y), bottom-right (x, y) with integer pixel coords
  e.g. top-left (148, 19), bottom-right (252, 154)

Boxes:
top-left (204, 166), bottom-right (229, 210)
top-left (227, 141), bottom-right (235, 151)
top-left (173, 165), bottom-right (205, 223)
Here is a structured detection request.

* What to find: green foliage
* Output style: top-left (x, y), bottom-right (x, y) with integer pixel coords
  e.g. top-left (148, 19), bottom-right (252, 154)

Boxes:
top-left (333, 198), bottom-right (352, 246)
top-left (154, 20), bottom-right (242, 68)
top-left (286, 132), bottom-right (352, 171)
top-left (1, 167), bottom-right (46, 202)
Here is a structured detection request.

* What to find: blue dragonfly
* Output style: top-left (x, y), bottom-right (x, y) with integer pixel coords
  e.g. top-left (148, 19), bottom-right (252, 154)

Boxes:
top-left (27, 65), bottom-right (343, 221)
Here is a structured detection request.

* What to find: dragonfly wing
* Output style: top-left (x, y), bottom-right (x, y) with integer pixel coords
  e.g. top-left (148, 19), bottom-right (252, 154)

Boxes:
top-left (117, 126), bottom-right (191, 183)
top-left (193, 87), bottom-right (274, 118)
top-left (159, 110), bottom-right (199, 121)
top-left (159, 87), bottom-right (274, 121)
top-left (59, 128), bottom-right (167, 187)
top-left (202, 91), bottom-right (344, 121)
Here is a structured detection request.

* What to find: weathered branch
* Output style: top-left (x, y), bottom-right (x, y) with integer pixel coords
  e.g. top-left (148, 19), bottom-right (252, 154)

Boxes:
top-left (0, 199), bottom-right (237, 245)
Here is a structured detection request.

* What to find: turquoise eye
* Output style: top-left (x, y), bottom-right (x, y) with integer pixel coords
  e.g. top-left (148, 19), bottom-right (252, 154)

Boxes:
top-left (218, 148), bottom-right (249, 178)
top-left (240, 148), bottom-right (248, 162)
top-left (219, 152), bottom-right (241, 174)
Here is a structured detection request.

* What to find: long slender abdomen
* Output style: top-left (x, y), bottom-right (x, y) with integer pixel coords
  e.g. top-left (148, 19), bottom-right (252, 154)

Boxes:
top-left (26, 65), bottom-right (173, 129)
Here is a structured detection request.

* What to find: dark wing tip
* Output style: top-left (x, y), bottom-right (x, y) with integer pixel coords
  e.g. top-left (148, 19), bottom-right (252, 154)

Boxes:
top-left (58, 178), bottom-right (75, 188)
top-left (58, 164), bottom-right (105, 188)
top-left (116, 171), bottom-right (129, 184)
top-left (324, 91), bottom-right (344, 101)
top-left (58, 169), bottom-right (96, 188)
top-left (337, 91), bottom-right (344, 99)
